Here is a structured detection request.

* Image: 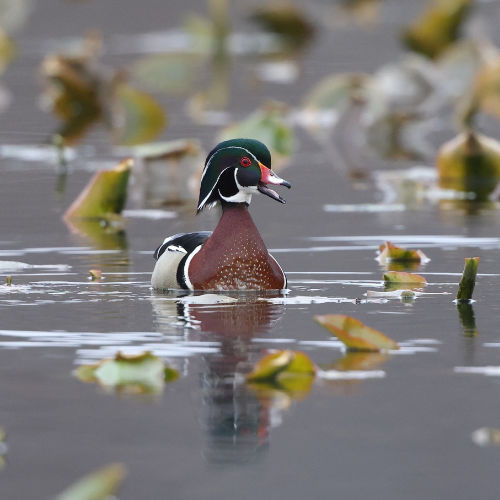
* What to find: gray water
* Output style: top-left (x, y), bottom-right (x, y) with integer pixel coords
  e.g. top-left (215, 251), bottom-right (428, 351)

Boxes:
top-left (2, 1), bottom-right (500, 498)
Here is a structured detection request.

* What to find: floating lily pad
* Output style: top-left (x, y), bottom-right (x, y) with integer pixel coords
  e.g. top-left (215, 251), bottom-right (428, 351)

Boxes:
top-left (383, 271), bottom-right (427, 285)
top-left (249, 3), bottom-right (315, 53)
top-left (218, 102), bottom-right (293, 163)
top-left (472, 56), bottom-right (500, 121)
top-left (378, 241), bottom-right (429, 266)
top-left (75, 351), bottom-right (178, 395)
top-left (456, 257), bottom-right (479, 302)
top-left (89, 269), bottom-right (102, 281)
top-left (437, 131), bottom-right (500, 201)
top-left (113, 84), bottom-right (166, 146)
top-left (437, 40), bottom-right (488, 98)
top-left (56, 463), bottom-right (126, 500)
top-left (246, 350), bottom-right (316, 395)
top-left (314, 314), bottom-right (399, 352)
top-left (301, 73), bottom-right (385, 131)
top-left (0, 29), bottom-right (15, 75)
top-left (402, 0), bottom-right (472, 59)
top-left (41, 51), bottom-right (103, 145)
top-left (64, 159), bottom-right (132, 220)
top-left (0, 427), bottom-right (6, 469)
top-left (131, 53), bottom-right (201, 95)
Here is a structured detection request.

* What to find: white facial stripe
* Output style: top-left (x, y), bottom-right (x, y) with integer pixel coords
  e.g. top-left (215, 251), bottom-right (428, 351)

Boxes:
top-left (197, 166), bottom-right (231, 211)
top-left (200, 146), bottom-right (260, 183)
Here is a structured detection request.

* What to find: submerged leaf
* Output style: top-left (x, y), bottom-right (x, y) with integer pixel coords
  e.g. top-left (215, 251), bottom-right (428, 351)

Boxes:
top-left (56, 463), bottom-right (126, 500)
top-left (402, 0), bottom-right (472, 59)
top-left (332, 351), bottom-right (389, 372)
top-left (377, 241), bottom-right (429, 265)
top-left (246, 350), bottom-right (316, 396)
top-left (113, 84), bottom-right (166, 146)
top-left (314, 314), bottom-right (399, 352)
top-left (64, 159), bottom-right (132, 220)
top-left (437, 131), bottom-right (500, 200)
top-left (457, 302), bottom-right (478, 337)
top-left (247, 350), bottom-right (295, 382)
top-left (383, 271), bottom-right (427, 285)
top-left (75, 351), bottom-right (178, 395)
top-left (456, 257), bottom-right (479, 302)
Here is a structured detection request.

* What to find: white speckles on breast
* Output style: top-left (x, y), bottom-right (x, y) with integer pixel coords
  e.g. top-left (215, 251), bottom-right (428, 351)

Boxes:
top-left (188, 207), bottom-right (286, 291)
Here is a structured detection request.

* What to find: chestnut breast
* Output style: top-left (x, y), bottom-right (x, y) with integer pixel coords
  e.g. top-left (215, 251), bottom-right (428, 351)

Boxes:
top-left (188, 207), bottom-right (285, 291)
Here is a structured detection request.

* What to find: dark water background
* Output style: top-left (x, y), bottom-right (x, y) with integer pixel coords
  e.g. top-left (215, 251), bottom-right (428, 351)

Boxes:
top-left (2, 0), bottom-right (500, 498)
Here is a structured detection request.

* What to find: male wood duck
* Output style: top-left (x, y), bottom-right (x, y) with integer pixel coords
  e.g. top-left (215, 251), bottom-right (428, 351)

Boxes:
top-left (151, 138), bottom-right (291, 291)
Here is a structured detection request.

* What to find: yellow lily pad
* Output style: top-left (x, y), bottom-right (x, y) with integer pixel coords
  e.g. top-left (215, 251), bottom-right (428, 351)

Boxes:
top-left (56, 463), bottom-right (126, 500)
top-left (314, 314), bottom-right (399, 352)
top-left (333, 351), bottom-right (389, 372)
top-left (64, 159), bottom-right (132, 220)
top-left (402, 0), bottom-right (472, 59)
top-left (74, 351), bottom-right (178, 395)
top-left (114, 84), bottom-right (166, 146)
top-left (378, 241), bottom-right (429, 265)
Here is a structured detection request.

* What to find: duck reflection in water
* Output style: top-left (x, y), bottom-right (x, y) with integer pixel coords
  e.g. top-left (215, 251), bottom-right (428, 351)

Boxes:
top-left (152, 294), bottom-right (285, 464)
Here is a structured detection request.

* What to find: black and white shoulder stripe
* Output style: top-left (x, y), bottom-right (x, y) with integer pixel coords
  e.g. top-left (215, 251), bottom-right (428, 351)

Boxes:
top-left (154, 231), bottom-right (212, 261)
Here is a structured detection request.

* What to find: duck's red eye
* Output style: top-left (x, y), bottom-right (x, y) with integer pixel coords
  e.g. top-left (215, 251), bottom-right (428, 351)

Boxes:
top-left (240, 157), bottom-right (252, 167)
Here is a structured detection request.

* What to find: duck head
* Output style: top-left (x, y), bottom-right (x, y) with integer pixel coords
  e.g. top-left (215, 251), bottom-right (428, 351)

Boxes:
top-left (197, 138), bottom-right (291, 212)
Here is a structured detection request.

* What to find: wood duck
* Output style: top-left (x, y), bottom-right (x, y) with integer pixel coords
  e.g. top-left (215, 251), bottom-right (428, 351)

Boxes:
top-left (151, 138), bottom-right (291, 291)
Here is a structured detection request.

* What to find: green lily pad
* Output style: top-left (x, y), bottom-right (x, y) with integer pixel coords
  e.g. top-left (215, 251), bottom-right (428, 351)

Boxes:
top-left (75, 351), bottom-right (178, 395)
top-left (56, 463), bottom-right (126, 500)
top-left (114, 84), bottom-right (166, 146)
top-left (218, 102), bottom-right (294, 159)
top-left (64, 159), bottom-right (132, 220)
top-left (437, 131), bottom-right (500, 200)
top-left (314, 314), bottom-right (399, 352)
